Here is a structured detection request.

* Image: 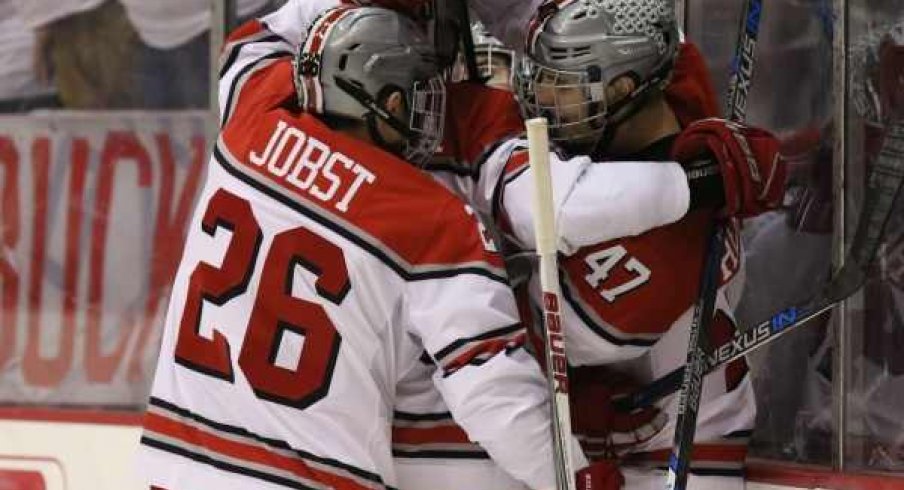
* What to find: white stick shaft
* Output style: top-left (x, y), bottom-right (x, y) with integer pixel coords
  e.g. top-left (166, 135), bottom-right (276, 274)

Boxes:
top-left (528, 119), bottom-right (556, 256)
top-left (526, 117), bottom-right (576, 490)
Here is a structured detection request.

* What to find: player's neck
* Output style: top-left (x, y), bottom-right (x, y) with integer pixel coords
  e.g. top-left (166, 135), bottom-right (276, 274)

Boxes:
top-left (607, 95), bottom-right (681, 156)
top-left (339, 124), bottom-right (372, 143)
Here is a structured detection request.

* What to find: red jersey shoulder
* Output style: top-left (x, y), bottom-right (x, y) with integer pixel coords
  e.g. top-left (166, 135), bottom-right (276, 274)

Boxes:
top-left (442, 82), bottom-right (524, 167)
top-left (561, 211), bottom-right (742, 341)
top-left (220, 94), bottom-right (505, 272)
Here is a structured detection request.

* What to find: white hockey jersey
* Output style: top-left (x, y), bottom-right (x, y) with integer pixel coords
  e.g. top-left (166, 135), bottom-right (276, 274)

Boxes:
top-left (232, 5), bottom-right (694, 490)
top-left (388, 79), bottom-right (696, 490)
top-left (480, 135), bottom-right (756, 477)
top-left (136, 19), bottom-right (578, 490)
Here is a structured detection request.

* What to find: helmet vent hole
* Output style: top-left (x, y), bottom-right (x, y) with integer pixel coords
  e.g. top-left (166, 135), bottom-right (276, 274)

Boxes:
top-left (338, 54), bottom-right (349, 71)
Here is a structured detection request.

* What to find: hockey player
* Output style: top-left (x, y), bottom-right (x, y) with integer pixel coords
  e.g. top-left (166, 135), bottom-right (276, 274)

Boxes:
top-left (390, 14), bottom-right (761, 490)
top-left (166, 3), bottom-right (704, 490)
top-left (135, 6), bottom-right (632, 490)
top-left (220, 3), bottom-right (773, 490)
top-left (508, 0), bottom-right (788, 488)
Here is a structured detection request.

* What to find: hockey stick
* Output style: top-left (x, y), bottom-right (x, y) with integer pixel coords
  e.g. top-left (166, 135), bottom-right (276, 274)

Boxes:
top-left (527, 117), bottom-right (576, 490)
top-left (725, 0), bottom-right (763, 122)
top-left (616, 122), bottom-right (904, 414)
top-left (666, 1), bottom-right (763, 488)
top-left (666, 225), bottom-right (723, 490)
top-left (453, 0), bottom-right (489, 84)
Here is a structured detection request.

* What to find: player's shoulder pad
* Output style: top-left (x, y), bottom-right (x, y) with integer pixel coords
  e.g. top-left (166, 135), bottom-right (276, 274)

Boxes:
top-left (217, 113), bottom-right (508, 283)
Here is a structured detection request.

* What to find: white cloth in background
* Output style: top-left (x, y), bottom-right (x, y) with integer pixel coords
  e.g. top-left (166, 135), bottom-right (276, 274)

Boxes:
top-left (266, 0), bottom-right (541, 51)
top-left (120, 0), bottom-right (270, 49)
top-left (0, 0), bottom-right (54, 100)
top-left (10, 0), bottom-right (104, 27)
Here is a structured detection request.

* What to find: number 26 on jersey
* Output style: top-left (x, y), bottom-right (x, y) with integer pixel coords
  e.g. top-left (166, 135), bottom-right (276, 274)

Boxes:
top-left (173, 189), bottom-right (348, 410)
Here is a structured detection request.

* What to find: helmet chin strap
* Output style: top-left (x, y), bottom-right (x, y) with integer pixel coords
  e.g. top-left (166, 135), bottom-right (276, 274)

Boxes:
top-left (334, 75), bottom-right (421, 160)
top-left (365, 112), bottom-right (407, 158)
top-left (593, 59), bottom-right (675, 155)
top-left (334, 76), bottom-right (416, 140)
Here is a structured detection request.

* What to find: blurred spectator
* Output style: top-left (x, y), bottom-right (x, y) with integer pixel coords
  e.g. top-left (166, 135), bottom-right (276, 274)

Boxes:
top-left (12, 0), bottom-right (139, 108)
top-left (121, 0), bottom-right (274, 109)
top-left (0, 0), bottom-right (58, 112)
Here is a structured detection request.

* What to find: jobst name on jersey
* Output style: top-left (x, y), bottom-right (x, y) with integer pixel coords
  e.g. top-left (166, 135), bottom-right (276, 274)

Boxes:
top-left (249, 119), bottom-right (377, 212)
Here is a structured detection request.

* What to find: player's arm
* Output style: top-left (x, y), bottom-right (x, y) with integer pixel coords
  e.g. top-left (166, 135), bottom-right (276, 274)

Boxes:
top-left (402, 198), bottom-right (588, 490)
top-left (477, 140), bottom-right (690, 254)
top-left (258, 0), bottom-right (343, 46)
top-left (217, 18), bottom-right (297, 127)
top-left (218, 0), bottom-right (355, 128)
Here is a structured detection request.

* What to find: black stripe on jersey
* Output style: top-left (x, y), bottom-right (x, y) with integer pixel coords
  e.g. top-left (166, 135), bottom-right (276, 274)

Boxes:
top-left (423, 160), bottom-right (474, 177)
top-left (488, 144), bottom-right (529, 229)
top-left (258, 21), bottom-right (293, 48)
top-left (473, 137), bottom-right (525, 183)
top-left (559, 275), bottom-right (660, 347)
top-left (440, 342), bottom-right (525, 378)
top-left (724, 430), bottom-right (753, 439)
top-left (393, 411), bottom-right (452, 422)
top-left (391, 448), bottom-right (490, 460)
top-left (433, 324), bottom-right (523, 361)
top-left (502, 163), bottom-right (530, 186)
top-left (220, 33), bottom-right (285, 80)
top-left (222, 51), bottom-right (292, 127)
top-left (148, 397), bottom-right (388, 485)
top-left (213, 147), bottom-right (510, 286)
top-left (418, 350), bottom-right (434, 365)
top-left (141, 435), bottom-right (325, 490)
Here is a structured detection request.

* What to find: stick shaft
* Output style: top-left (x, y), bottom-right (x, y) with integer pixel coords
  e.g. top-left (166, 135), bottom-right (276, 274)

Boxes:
top-left (527, 117), bottom-right (576, 490)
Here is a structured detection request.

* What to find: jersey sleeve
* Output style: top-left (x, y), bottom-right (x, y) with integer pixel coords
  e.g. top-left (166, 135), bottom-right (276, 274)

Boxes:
top-left (478, 139), bottom-right (691, 255)
top-left (218, 19), bottom-right (297, 127)
top-left (259, 0), bottom-right (343, 45)
top-left (402, 199), bottom-right (587, 490)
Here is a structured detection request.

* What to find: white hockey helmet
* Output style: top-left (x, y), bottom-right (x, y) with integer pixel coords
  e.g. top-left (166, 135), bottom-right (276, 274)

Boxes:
top-left (294, 6), bottom-right (446, 166)
top-left (472, 21), bottom-right (515, 89)
top-left (515, 0), bottom-right (679, 153)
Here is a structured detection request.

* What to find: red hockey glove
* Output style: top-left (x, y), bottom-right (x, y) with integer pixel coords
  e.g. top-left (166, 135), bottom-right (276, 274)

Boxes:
top-left (576, 459), bottom-right (624, 490)
top-left (672, 118), bottom-right (787, 219)
top-left (570, 366), bottom-right (668, 460)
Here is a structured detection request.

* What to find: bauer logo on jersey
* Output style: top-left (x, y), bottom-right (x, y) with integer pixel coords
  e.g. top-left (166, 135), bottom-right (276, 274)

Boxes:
top-left (249, 119), bottom-right (377, 212)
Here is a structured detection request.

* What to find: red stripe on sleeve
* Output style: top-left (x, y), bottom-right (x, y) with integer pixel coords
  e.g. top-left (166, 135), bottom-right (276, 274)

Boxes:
top-left (145, 412), bottom-right (374, 490)
top-left (225, 20), bottom-right (266, 47)
top-left (392, 425), bottom-right (473, 445)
